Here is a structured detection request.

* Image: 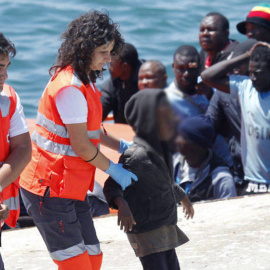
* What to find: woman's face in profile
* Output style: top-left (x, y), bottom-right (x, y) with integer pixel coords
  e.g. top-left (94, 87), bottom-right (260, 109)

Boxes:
top-left (90, 40), bottom-right (115, 71)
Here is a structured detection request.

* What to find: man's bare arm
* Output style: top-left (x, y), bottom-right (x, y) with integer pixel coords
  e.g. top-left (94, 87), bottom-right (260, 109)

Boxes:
top-left (201, 52), bottom-right (250, 93)
top-left (0, 132), bottom-right (32, 189)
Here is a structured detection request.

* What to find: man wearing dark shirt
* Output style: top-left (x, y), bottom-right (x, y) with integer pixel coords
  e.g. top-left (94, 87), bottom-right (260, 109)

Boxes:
top-left (100, 43), bottom-right (143, 123)
top-left (199, 12), bottom-right (238, 72)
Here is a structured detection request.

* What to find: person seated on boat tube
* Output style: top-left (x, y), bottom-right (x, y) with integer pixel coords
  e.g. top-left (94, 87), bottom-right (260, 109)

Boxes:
top-left (100, 43), bottom-right (144, 124)
top-left (236, 3), bottom-right (270, 43)
top-left (104, 89), bottom-right (194, 270)
top-left (174, 115), bottom-right (237, 203)
top-left (165, 44), bottom-right (233, 170)
top-left (138, 60), bottom-right (168, 90)
top-left (197, 12), bottom-right (239, 100)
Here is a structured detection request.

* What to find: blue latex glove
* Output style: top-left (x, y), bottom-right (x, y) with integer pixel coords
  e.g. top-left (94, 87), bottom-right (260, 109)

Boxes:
top-left (105, 161), bottom-right (138, 190)
top-left (119, 139), bottom-right (133, 154)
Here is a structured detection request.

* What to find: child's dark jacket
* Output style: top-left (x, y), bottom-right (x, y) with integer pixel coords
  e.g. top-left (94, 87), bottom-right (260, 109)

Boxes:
top-left (103, 89), bottom-right (186, 234)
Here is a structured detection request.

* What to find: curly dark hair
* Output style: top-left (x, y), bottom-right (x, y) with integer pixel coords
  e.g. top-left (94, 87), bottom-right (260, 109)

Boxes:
top-left (250, 45), bottom-right (270, 68)
top-left (0, 32), bottom-right (16, 58)
top-left (50, 10), bottom-right (124, 84)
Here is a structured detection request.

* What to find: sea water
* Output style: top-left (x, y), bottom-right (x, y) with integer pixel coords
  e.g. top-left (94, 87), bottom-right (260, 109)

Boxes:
top-left (0, 0), bottom-right (257, 118)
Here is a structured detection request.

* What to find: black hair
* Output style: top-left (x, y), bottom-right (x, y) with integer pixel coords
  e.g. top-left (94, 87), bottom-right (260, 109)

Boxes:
top-left (118, 43), bottom-right (139, 69)
top-left (174, 45), bottom-right (200, 63)
top-left (0, 32), bottom-right (16, 58)
top-left (250, 45), bottom-right (270, 68)
top-left (204, 12), bottom-right (229, 31)
top-left (50, 10), bottom-right (124, 84)
top-left (144, 60), bottom-right (167, 75)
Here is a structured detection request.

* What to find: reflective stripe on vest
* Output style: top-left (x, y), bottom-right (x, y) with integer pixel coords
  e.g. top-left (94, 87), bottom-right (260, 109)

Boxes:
top-left (3, 194), bottom-right (19, 211)
top-left (36, 112), bottom-right (101, 141)
top-left (3, 191), bottom-right (20, 228)
top-left (85, 243), bottom-right (101, 256)
top-left (50, 241), bottom-right (101, 261)
top-left (0, 92), bottom-right (11, 117)
top-left (33, 112), bottom-right (101, 156)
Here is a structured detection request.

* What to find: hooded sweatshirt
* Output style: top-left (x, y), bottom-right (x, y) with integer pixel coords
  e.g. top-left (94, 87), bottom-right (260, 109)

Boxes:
top-left (104, 89), bottom-right (186, 233)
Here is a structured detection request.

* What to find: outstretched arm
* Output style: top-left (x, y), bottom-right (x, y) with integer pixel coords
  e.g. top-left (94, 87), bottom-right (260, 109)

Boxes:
top-left (66, 123), bottom-right (137, 190)
top-left (201, 52), bottom-right (250, 93)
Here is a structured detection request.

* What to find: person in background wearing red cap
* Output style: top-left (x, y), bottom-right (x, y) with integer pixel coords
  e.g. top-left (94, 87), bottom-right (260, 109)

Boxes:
top-left (237, 4), bottom-right (270, 43)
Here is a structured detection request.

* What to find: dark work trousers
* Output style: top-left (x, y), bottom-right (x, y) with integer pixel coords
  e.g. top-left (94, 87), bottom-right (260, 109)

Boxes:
top-left (0, 253), bottom-right (4, 270)
top-left (139, 249), bottom-right (180, 270)
top-left (20, 187), bottom-right (101, 261)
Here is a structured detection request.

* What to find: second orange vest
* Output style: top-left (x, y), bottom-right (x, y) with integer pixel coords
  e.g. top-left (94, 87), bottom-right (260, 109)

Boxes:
top-left (0, 84), bottom-right (20, 228)
top-left (20, 66), bottom-right (103, 201)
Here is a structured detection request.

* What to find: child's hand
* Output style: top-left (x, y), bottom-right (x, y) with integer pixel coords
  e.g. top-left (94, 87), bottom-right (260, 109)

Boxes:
top-left (0, 204), bottom-right (9, 220)
top-left (181, 195), bottom-right (194, 220)
top-left (115, 197), bottom-right (136, 233)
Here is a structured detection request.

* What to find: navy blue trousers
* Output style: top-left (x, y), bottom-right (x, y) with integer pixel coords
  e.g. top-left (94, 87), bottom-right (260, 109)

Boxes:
top-left (139, 249), bottom-right (180, 270)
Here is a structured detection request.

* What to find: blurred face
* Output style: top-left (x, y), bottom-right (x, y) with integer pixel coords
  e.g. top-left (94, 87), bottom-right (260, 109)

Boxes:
top-left (0, 54), bottom-right (10, 91)
top-left (173, 54), bottom-right (199, 93)
top-left (245, 22), bottom-right (270, 43)
top-left (199, 15), bottom-right (228, 52)
top-left (108, 56), bottom-right (124, 79)
top-left (138, 62), bottom-right (167, 90)
top-left (174, 134), bottom-right (206, 168)
top-left (249, 60), bottom-right (270, 92)
top-left (157, 101), bottom-right (178, 141)
top-left (90, 41), bottom-right (114, 71)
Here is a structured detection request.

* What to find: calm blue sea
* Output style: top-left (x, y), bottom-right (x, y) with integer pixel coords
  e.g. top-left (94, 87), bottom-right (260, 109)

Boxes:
top-left (0, 0), bottom-right (258, 118)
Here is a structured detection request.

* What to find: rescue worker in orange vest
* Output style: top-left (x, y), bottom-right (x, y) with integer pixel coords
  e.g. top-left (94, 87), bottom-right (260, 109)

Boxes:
top-left (20, 11), bottom-right (137, 270)
top-left (0, 32), bottom-right (32, 269)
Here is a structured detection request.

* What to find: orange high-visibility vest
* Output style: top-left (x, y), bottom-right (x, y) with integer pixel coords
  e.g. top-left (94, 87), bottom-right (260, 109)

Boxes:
top-left (0, 84), bottom-right (20, 228)
top-left (20, 66), bottom-right (103, 201)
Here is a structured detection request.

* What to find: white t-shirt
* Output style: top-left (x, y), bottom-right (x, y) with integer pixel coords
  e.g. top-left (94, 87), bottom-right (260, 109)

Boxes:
top-left (230, 75), bottom-right (270, 184)
top-left (0, 90), bottom-right (29, 137)
top-left (55, 86), bottom-right (89, 124)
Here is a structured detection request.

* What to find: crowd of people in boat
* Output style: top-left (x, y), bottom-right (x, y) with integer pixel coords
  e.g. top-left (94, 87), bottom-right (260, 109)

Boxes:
top-left (100, 4), bottom-right (270, 206)
top-left (1, 3), bottom-right (270, 270)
